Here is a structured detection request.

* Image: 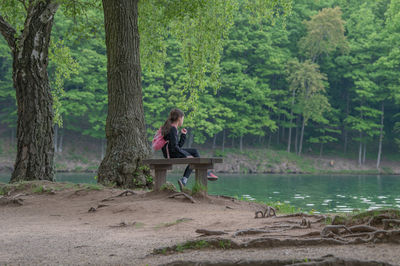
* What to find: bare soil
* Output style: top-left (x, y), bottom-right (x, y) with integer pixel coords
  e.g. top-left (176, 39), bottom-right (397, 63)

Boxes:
top-left (1, 182), bottom-right (399, 265)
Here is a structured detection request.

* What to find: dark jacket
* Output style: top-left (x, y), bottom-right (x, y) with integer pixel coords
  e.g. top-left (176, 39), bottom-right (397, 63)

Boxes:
top-left (162, 126), bottom-right (190, 158)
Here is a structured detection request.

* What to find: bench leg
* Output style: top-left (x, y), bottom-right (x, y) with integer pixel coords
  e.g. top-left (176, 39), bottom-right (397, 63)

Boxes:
top-left (154, 169), bottom-right (167, 191)
top-left (195, 168), bottom-right (208, 188)
top-left (192, 164), bottom-right (213, 194)
top-left (153, 165), bottom-right (172, 191)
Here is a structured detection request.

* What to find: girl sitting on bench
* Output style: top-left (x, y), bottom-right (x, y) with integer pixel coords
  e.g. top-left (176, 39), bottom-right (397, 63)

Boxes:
top-left (161, 108), bottom-right (218, 190)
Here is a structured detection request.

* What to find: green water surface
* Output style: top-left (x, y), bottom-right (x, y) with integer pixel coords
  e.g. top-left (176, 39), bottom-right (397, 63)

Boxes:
top-left (1, 172), bottom-right (399, 213)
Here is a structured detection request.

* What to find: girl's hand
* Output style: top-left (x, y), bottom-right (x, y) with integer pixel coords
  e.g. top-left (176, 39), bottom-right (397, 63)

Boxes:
top-left (181, 128), bottom-right (187, 134)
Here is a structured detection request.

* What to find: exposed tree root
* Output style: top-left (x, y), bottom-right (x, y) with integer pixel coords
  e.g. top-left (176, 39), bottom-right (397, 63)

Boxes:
top-left (117, 190), bottom-right (136, 197)
top-left (233, 228), bottom-right (275, 237)
top-left (196, 229), bottom-right (227, 236)
top-left (255, 206), bottom-right (276, 218)
top-left (168, 192), bottom-right (196, 203)
top-left (159, 255), bottom-right (391, 266)
top-left (383, 219), bottom-right (400, 230)
top-left (0, 195), bottom-right (24, 206)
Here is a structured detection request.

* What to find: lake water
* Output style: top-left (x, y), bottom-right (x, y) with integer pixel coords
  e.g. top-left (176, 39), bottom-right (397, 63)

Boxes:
top-left (1, 172), bottom-right (400, 213)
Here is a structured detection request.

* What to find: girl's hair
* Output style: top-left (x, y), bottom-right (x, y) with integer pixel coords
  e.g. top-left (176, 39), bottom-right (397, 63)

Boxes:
top-left (161, 108), bottom-right (184, 137)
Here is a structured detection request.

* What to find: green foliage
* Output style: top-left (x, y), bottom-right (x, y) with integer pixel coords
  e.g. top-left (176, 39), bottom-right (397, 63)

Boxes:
top-left (191, 181), bottom-right (208, 194)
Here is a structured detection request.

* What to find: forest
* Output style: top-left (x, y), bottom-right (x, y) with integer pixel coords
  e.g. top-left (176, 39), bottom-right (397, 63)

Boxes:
top-left (0, 0), bottom-right (399, 170)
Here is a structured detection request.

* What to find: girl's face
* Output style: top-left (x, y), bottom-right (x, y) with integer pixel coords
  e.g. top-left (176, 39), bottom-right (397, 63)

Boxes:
top-left (178, 116), bottom-right (184, 127)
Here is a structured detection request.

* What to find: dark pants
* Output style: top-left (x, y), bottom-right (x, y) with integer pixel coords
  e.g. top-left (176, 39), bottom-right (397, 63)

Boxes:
top-left (182, 148), bottom-right (200, 178)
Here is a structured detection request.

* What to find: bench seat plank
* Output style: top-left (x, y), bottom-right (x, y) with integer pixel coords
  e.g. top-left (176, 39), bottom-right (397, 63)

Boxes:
top-left (142, 157), bottom-right (223, 193)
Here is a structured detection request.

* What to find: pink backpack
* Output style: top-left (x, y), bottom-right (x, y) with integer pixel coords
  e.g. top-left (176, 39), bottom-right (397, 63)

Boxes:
top-left (152, 128), bottom-right (170, 158)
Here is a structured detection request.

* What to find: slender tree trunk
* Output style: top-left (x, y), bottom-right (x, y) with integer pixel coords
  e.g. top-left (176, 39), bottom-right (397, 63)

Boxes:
top-left (11, 127), bottom-right (15, 146)
top-left (212, 133), bottom-right (217, 149)
top-left (268, 133), bottom-right (272, 149)
top-left (54, 125), bottom-right (58, 153)
top-left (287, 90), bottom-right (296, 153)
top-left (298, 116), bottom-right (306, 156)
top-left (231, 137), bottom-right (234, 148)
top-left (98, 0), bottom-right (150, 188)
top-left (276, 115), bottom-right (280, 145)
top-left (101, 138), bottom-right (105, 160)
top-left (0, 2), bottom-right (59, 183)
top-left (343, 93), bottom-right (350, 154)
top-left (188, 132), bottom-right (194, 148)
top-left (239, 135), bottom-right (243, 152)
top-left (363, 142), bottom-right (366, 165)
top-left (320, 143), bottom-right (323, 158)
top-left (295, 116), bottom-right (299, 155)
top-left (376, 103), bottom-right (384, 169)
top-left (358, 131), bottom-right (363, 166)
top-left (58, 129), bottom-right (63, 153)
top-left (222, 129), bottom-right (225, 153)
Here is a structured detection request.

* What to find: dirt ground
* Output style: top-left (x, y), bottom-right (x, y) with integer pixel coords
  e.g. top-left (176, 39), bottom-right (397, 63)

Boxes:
top-left (1, 182), bottom-right (399, 266)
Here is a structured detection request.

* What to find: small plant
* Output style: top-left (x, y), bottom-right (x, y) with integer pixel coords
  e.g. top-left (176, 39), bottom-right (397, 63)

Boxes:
top-left (218, 239), bottom-right (231, 249)
top-left (191, 181), bottom-right (207, 194)
top-left (214, 149), bottom-right (226, 157)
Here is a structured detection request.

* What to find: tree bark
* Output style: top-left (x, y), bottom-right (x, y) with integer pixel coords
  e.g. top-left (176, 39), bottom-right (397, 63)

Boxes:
top-left (376, 103), bottom-right (384, 169)
top-left (239, 135), bottom-right (243, 152)
top-left (98, 0), bottom-right (150, 188)
top-left (0, 2), bottom-right (59, 183)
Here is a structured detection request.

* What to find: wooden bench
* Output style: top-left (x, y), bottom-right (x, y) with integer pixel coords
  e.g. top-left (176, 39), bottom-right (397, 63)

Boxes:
top-left (142, 158), bottom-right (223, 191)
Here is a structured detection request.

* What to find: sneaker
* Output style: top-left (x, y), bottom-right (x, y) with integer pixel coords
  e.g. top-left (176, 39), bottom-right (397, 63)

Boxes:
top-left (207, 170), bottom-right (218, 181)
top-left (178, 177), bottom-right (188, 191)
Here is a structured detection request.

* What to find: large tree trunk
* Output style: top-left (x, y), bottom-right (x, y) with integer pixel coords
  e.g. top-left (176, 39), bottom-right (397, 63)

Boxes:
top-left (298, 116), bottom-right (306, 156)
top-left (98, 0), bottom-right (150, 188)
top-left (0, 2), bottom-right (59, 183)
top-left (376, 103), bottom-right (384, 169)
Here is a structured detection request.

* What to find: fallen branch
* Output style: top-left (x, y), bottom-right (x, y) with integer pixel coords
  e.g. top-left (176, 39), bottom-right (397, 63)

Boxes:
top-left (168, 192), bottom-right (196, 203)
top-left (196, 229), bottom-right (227, 236)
